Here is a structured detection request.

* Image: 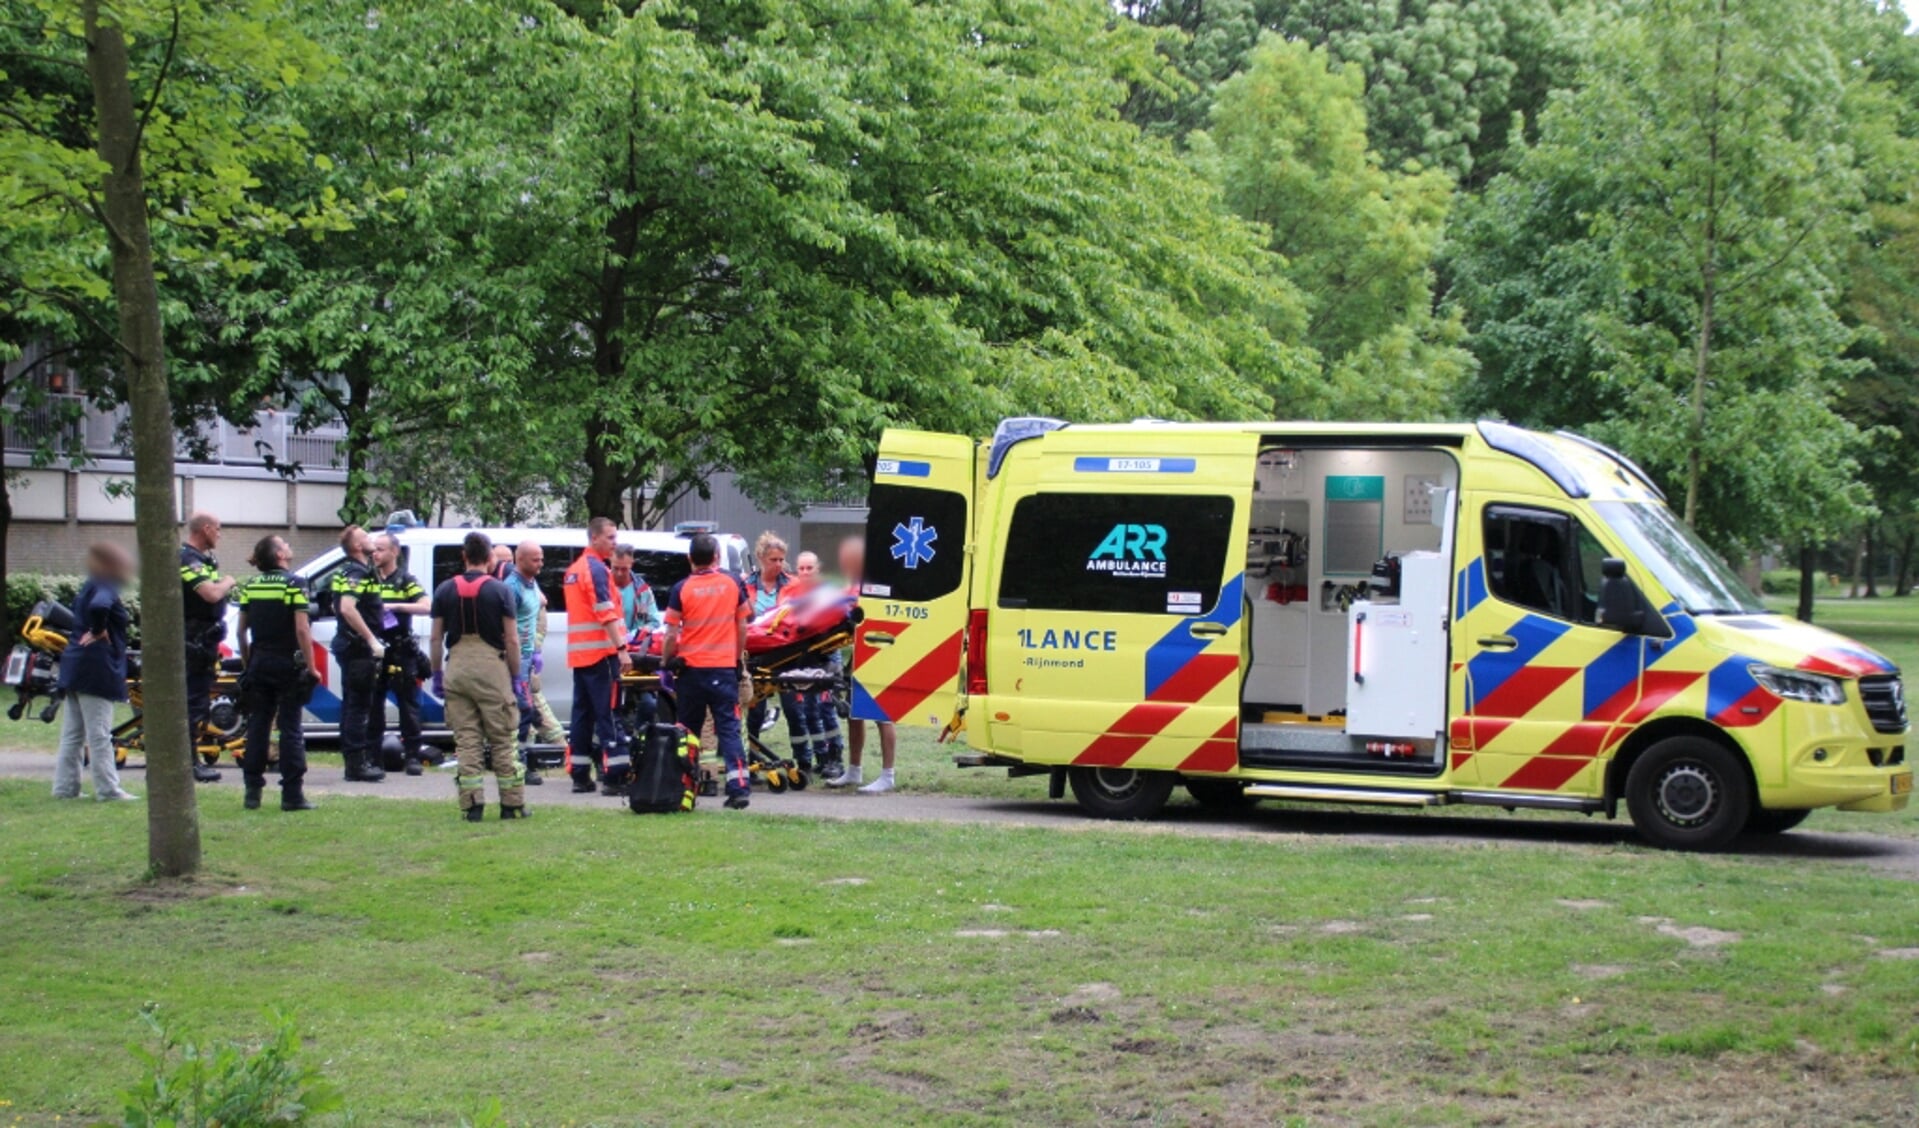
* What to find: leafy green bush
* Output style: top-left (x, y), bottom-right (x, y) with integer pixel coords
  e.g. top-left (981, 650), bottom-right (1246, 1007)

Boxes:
top-left (111, 1006), bottom-right (342, 1128)
top-left (1760, 569), bottom-right (1800, 596)
top-left (6, 573), bottom-right (142, 644)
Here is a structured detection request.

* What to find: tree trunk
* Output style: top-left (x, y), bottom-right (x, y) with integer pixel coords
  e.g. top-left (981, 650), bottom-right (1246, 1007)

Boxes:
top-left (340, 371), bottom-right (372, 523)
top-left (1796, 543), bottom-right (1816, 623)
top-left (1684, 5), bottom-right (1726, 528)
top-left (0, 481), bottom-right (12, 651)
top-left (1863, 521), bottom-right (1879, 598)
top-left (1896, 528), bottom-right (1914, 597)
top-left (1848, 528), bottom-right (1867, 599)
top-left (84, 1), bottom-right (200, 877)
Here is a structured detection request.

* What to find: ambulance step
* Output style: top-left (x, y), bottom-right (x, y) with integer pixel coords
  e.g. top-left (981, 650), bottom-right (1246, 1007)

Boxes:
top-left (1452, 790), bottom-right (1603, 813)
top-left (1243, 784), bottom-right (1442, 807)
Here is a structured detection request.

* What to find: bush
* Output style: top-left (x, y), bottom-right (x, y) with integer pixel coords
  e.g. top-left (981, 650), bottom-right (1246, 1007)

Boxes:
top-left (5, 572), bottom-right (142, 644)
top-left (1760, 569), bottom-right (1800, 596)
top-left (112, 1006), bottom-right (343, 1128)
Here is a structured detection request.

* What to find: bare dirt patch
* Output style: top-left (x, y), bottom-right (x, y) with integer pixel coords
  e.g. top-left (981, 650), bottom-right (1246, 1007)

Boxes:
top-left (848, 1011), bottom-right (924, 1041)
top-left (520, 951), bottom-right (553, 963)
top-left (1318, 919), bottom-right (1365, 934)
top-left (1557, 898), bottom-right (1612, 910)
top-left (1639, 916), bottom-right (1741, 947)
top-left (1873, 946), bottom-right (1919, 960)
top-left (1062, 982), bottom-right (1122, 1006)
top-left (1049, 1005), bottom-right (1103, 1025)
top-left (1572, 963), bottom-right (1630, 980)
top-left (820, 876), bottom-right (869, 886)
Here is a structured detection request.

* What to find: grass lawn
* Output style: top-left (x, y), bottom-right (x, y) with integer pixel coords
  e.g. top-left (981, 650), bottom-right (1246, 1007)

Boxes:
top-left (2, 780), bottom-right (1917, 1127)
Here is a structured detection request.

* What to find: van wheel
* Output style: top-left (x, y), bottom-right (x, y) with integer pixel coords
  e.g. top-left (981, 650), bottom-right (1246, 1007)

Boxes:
top-left (1068, 767), bottom-right (1176, 820)
top-left (1625, 737), bottom-right (1751, 851)
top-left (1184, 779), bottom-right (1254, 809)
top-left (1743, 808), bottom-right (1811, 836)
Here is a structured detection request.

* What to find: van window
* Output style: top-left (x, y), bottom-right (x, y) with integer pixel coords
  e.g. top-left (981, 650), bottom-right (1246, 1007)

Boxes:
top-left (863, 483), bottom-right (969, 603)
top-left (998, 493), bottom-right (1235, 615)
top-left (1484, 506), bottom-right (1598, 624)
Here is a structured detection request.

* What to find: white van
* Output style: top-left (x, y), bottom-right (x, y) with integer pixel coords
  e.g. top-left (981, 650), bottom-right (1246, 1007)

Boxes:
top-left (230, 520), bottom-right (746, 742)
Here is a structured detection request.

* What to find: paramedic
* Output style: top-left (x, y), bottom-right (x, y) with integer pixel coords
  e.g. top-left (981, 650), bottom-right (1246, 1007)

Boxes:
top-left (507, 541), bottom-right (565, 753)
top-left (785, 550), bottom-right (842, 778)
top-left (234, 536), bottom-right (316, 812)
top-left (430, 531), bottom-right (527, 821)
top-left (610, 544), bottom-right (659, 730)
top-left (564, 517), bottom-right (631, 794)
top-left (331, 525), bottom-right (388, 783)
top-left (827, 534), bottom-right (896, 793)
top-left (610, 545), bottom-right (662, 635)
top-left (368, 532), bottom-right (434, 776)
top-left (663, 532), bottom-right (752, 810)
top-left (178, 511), bottom-right (234, 783)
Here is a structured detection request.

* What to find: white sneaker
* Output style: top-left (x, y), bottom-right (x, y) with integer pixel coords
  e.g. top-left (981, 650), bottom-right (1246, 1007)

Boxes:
top-left (97, 789), bottom-right (140, 802)
top-left (858, 771), bottom-right (895, 795)
top-left (825, 766), bottom-right (863, 789)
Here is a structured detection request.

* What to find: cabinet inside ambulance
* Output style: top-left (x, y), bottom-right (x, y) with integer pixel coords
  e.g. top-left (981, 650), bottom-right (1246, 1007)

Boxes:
top-left (1238, 445), bottom-right (1459, 775)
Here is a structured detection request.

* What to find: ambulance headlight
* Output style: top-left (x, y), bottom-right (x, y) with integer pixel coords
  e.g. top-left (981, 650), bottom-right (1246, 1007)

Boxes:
top-left (1750, 665), bottom-right (1846, 706)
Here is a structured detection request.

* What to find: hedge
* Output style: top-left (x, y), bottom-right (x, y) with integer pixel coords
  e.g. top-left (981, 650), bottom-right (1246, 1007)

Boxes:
top-left (5, 573), bottom-right (143, 644)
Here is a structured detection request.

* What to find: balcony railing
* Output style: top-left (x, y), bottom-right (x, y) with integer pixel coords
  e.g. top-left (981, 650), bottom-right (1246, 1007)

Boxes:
top-left (5, 396), bottom-right (347, 470)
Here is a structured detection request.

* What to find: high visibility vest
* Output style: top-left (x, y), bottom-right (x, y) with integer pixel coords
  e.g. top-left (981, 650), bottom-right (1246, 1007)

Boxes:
top-left (563, 551), bottom-right (620, 668)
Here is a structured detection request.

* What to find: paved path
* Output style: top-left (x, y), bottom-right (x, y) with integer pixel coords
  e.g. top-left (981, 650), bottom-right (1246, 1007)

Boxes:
top-left (4, 750), bottom-right (1916, 879)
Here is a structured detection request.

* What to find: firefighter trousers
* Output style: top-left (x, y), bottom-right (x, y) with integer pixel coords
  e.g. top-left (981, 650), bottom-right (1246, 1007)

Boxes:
top-left (446, 638), bottom-right (524, 811)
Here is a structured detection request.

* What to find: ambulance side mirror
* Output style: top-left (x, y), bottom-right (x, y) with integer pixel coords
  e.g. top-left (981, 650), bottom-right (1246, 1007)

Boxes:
top-left (1598, 557), bottom-right (1667, 637)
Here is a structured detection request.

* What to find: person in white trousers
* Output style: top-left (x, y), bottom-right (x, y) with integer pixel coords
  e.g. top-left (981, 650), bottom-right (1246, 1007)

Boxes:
top-left (51, 543), bottom-right (139, 802)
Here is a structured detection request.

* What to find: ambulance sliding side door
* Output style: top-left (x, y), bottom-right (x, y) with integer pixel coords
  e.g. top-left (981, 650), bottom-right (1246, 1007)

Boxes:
top-left (850, 431), bottom-right (976, 731)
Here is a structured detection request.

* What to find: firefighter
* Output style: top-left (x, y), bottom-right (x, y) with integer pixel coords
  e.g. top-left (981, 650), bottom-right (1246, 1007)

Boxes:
top-left (331, 525), bottom-right (387, 782)
top-left (429, 531), bottom-right (526, 821)
top-left (663, 531), bottom-right (752, 810)
top-left (367, 532), bottom-right (434, 775)
top-left (234, 535), bottom-right (316, 812)
top-left (563, 517), bottom-right (631, 794)
top-left (179, 511), bottom-right (235, 783)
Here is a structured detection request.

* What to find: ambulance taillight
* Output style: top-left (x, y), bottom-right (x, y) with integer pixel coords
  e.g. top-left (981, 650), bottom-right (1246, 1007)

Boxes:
top-left (965, 609), bottom-right (989, 695)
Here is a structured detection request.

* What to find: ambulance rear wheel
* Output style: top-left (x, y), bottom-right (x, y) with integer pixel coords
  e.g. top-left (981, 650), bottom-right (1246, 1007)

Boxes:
top-left (1184, 779), bottom-right (1253, 810)
top-left (1068, 767), bottom-right (1176, 820)
top-left (1742, 807), bottom-right (1811, 836)
top-left (1625, 737), bottom-right (1751, 851)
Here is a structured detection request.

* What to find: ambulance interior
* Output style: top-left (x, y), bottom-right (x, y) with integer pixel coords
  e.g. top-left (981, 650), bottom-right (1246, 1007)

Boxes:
top-left (1239, 445), bottom-right (1460, 776)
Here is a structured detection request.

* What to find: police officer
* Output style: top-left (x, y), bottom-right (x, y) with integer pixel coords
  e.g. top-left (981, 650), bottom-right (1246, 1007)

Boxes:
top-left (663, 532), bottom-right (752, 810)
top-left (367, 532), bottom-right (434, 775)
top-left (562, 517), bottom-right (631, 795)
top-left (179, 511), bottom-right (235, 783)
top-left (234, 535), bottom-right (316, 812)
top-left (429, 531), bottom-right (527, 821)
top-left (331, 525), bottom-right (387, 782)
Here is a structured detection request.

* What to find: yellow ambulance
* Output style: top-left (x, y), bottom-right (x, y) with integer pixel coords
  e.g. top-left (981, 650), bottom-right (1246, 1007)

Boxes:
top-left (849, 418), bottom-right (1912, 850)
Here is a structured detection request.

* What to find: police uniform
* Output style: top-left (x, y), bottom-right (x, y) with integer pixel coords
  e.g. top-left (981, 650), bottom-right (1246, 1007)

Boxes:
top-left (179, 543), bottom-right (228, 781)
top-left (369, 563), bottom-right (429, 769)
top-left (563, 548), bottom-right (628, 791)
top-left (432, 569), bottom-right (526, 819)
top-left (665, 565), bottom-right (751, 801)
top-left (330, 556), bottom-right (385, 780)
top-left (235, 569), bottom-right (313, 810)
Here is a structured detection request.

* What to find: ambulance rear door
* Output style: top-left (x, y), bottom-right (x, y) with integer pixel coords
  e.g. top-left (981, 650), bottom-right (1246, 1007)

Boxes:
top-left (851, 430), bottom-right (977, 730)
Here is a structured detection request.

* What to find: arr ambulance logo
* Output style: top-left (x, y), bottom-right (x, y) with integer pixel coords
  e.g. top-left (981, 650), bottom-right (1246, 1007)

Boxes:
top-left (1088, 523), bottom-right (1168, 578)
top-left (890, 516), bottom-right (938, 570)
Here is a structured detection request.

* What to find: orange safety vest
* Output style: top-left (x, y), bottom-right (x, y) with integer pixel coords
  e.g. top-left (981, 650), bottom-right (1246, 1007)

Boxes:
top-left (562, 549), bottom-right (621, 668)
top-left (664, 567), bottom-right (748, 668)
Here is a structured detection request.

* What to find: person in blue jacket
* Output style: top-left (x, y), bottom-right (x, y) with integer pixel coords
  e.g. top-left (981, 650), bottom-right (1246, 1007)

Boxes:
top-left (52, 543), bottom-right (138, 802)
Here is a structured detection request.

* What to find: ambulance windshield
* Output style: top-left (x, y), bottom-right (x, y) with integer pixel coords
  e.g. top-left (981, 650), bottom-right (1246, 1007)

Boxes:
top-left (1591, 502), bottom-right (1766, 615)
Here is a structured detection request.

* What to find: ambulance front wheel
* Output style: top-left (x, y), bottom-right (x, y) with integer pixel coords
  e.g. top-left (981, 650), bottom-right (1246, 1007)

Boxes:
top-left (1624, 737), bottom-right (1751, 851)
top-left (1068, 767), bottom-right (1176, 820)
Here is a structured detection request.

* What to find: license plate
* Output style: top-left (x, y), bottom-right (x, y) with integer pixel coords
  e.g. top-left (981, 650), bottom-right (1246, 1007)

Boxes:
top-left (3, 645), bottom-right (29, 687)
top-left (1893, 772), bottom-right (1913, 796)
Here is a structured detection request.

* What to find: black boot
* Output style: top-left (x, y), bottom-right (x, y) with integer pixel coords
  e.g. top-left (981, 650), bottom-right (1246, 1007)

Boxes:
top-left (500, 805), bottom-right (529, 820)
top-left (192, 761), bottom-right (223, 783)
top-left (525, 767), bottom-right (544, 786)
top-left (465, 804), bottom-right (486, 822)
top-left (570, 772), bottom-right (596, 794)
top-left (281, 787), bottom-right (316, 812)
top-left (404, 757), bottom-right (423, 777)
top-left (343, 754), bottom-right (386, 783)
top-left (243, 786), bottom-right (262, 810)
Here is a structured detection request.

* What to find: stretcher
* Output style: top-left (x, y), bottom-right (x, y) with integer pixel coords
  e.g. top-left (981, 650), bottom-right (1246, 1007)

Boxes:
top-left (5, 600), bottom-right (250, 768)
